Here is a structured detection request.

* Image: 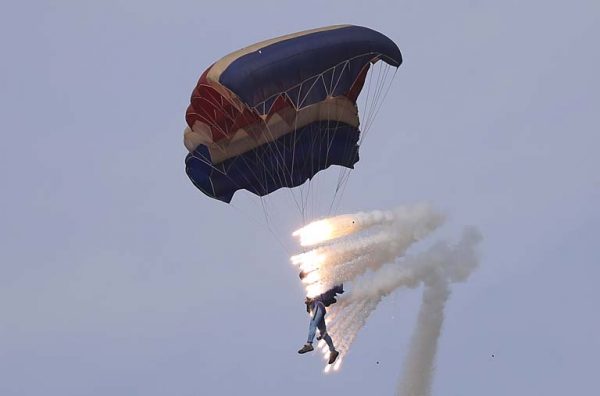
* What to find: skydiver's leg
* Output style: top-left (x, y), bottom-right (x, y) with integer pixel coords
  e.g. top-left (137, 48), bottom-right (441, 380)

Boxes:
top-left (320, 331), bottom-right (335, 352)
top-left (307, 305), bottom-right (325, 344)
top-left (317, 315), bottom-right (335, 352)
top-left (317, 313), bottom-right (339, 364)
top-left (299, 305), bottom-right (325, 354)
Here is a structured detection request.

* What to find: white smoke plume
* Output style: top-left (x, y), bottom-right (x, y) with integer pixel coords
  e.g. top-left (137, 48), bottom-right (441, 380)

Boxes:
top-left (293, 204), bottom-right (445, 247)
top-left (347, 226), bottom-right (482, 301)
top-left (292, 204), bottom-right (445, 296)
top-left (291, 204), bottom-right (482, 392)
top-left (396, 277), bottom-right (449, 396)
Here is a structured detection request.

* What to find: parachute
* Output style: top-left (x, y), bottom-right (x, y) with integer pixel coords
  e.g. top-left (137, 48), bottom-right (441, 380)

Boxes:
top-left (184, 25), bottom-right (402, 204)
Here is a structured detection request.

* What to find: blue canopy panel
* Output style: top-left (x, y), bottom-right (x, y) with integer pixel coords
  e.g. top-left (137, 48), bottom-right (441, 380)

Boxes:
top-left (218, 25), bottom-right (402, 113)
top-left (185, 121), bottom-right (360, 203)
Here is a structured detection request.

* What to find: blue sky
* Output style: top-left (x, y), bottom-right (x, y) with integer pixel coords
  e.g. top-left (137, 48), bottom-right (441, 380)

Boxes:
top-left (1, 1), bottom-right (599, 395)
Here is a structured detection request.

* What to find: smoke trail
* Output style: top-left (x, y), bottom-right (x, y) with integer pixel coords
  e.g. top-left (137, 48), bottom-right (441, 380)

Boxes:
top-left (348, 227), bottom-right (482, 302)
top-left (397, 277), bottom-right (449, 396)
top-left (293, 203), bottom-right (444, 247)
top-left (337, 299), bottom-right (378, 355)
top-left (324, 228), bottom-right (481, 367)
top-left (337, 228), bottom-right (480, 393)
top-left (293, 204), bottom-right (445, 296)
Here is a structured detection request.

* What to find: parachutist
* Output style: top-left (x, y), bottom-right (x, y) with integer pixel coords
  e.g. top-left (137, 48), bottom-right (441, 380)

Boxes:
top-left (298, 286), bottom-right (344, 364)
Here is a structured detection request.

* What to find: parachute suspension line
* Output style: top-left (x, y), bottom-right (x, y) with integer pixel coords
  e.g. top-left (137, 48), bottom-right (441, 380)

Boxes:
top-left (322, 60), bottom-right (353, 217)
top-left (329, 62), bottom-right (373, 214)
top-left (293, 85), bottom-right (307, 224)
top-left (188, 152), bottom-right (228, 176)
top-left (360, 65), bottom-right (397, 144)
top-left (246, 112), bottom-right (304, 217)
top-left (308, 69), bottom-right (336, 220)
top-left (296, 71), bottom-right (329, 222)
top-left (290, 75), bottom-right (332, 223)
top-left (333, 60), bottom-right (377, 199)
top-left (253, 191), bottom-right (294, 255)
top-left (221, 117), bottom-right (300, 215)
top-left (210, 110), bottom-right (289, 197)
top-left (324, 120), bottom-right (344, 217)
top-left (317, 107), bottom-right (332, 220)
top-left (291, 91), bottom-right (304, 224)
top-left (339, 65), bottom-right (395, 209)
top-left (297, 73), bottom-right (325, 222)
top-left (265, 123), bottom-right (302, 218)
top-left (260, 195), bottom-right (272, 227)
top-left (326, 59), bottom-right (371, 215)
top-left (309, 58), bottom-right (351, 219)
top-left (223, 147), bottom-right (271, 198)
top-left (304, 114), bottom-right (321, 222)
top-left (362, 61), bottom-right (387, 136)
top-left (221, 138), bottom-right (293, 255)
top-left (254, 188), bottom-right (292, 254)
top-left (259, 95), bottom-right (299, 194)
top-left (188, 151), bottom-right (267, 201)
top-left (228, 147), bottom-right (271, 193)
top-left (228, 198), bottom-right (291, 255)
top-left (328, 63), bottom-right (397, 215)
top-left (335, 64), bottom-right (394, 208)
top-left (260, 123), bottom-right (293, 199)
top-left (261, 120), bottom-right (289, 189)
top-left (329, 63), bottom-right (388, 203)
top-left (298, 71), bottom-right (334, 223)
top-left (361, 63), bottom-right (383, 137)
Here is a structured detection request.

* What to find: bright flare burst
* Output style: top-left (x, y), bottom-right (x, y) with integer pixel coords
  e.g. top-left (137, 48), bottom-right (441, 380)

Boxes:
top-left (301, 270), bottom-right (320, 285)
top-left (293, 219), bottom-right (334, 246)
top-left (290, 251), bottom-right (325, 273)
top-left (305, 283), bottom-right (325, 298)
top-left (333, 358), bottom-right (343, 371)
top-left (293, 215), bottom-right (360, 247)
top-left (321, 357), bottom-right (343, 373)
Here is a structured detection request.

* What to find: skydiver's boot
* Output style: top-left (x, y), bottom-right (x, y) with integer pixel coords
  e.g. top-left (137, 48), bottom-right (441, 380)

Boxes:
top-left (298, 343), bottom-right (314, 354)
top-left (328, 350), bottom-right (340, 364)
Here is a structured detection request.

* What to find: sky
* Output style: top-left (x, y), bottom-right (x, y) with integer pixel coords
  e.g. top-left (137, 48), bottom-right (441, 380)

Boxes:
top-left (1, 1), bottom-right (599, 395)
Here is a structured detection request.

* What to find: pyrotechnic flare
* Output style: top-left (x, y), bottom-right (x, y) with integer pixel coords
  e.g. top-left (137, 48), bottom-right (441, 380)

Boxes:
top-left (292, 215), bottom-right (360, 246)
top-left (293, 204), bottom-right (442, 247)
top-left (294, 204), bottom-right (445, 295)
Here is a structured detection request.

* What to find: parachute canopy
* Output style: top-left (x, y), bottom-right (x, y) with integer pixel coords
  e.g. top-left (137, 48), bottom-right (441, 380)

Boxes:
top-left (184, 25), bottom-right (402, 203)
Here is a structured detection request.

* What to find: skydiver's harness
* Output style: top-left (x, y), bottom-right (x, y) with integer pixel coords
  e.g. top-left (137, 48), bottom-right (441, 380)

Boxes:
top-left (308, 299), bottom-right (326, 319)
top-left (305, 285), bottom-right (345, 316)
